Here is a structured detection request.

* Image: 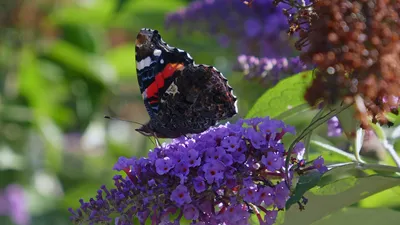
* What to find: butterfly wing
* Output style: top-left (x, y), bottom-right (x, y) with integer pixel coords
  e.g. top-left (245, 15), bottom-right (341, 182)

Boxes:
top-left (135, 28), bottom-right (237, 138)
top-left (135, 28), bottom-right (193, 120)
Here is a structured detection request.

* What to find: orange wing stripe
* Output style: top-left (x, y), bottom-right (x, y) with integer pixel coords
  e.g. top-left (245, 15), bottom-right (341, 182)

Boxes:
top-left (145, 63), bottom-right (184, 101)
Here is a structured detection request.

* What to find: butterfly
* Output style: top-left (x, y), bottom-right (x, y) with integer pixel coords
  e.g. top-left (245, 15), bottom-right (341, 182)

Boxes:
top-left (135, 28), bottom-right (237, 139)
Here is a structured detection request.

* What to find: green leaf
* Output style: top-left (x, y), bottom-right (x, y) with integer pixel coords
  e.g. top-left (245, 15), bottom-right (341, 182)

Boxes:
top-left (309, 139), bottom-right (357, 162)
top-left (115, 0), bottom-right (131, 13)
top-left (283, 173), bottom-right (400, 225)
top-left (112, 0), bottom-right (186, 28)
top-left (39, 40), bottom-right (114, 86)
top-left (246, 71), bottom-right (313, 119)
top-left (336, 104), bottom-right (359, 136)
top-left (105, 44), bottom-right (136, 76)
top-left (60, 24), bottom-right (97, 53)
top-left (19, 48), bottom-right (72, 122)
top-left (389, 110), bottom-right (400, 126)
top-left (311, 176), bottom-right (357, 195)
top-left (40, 41), bottom-right (94, 77)
top-left (358, 186), bottom-right (400, 208)
top-left (275, 103), bottom-right (311, 121)
top-left (127, 0), bottom-right (185, 14)
top-left (370, 123), bottom-right (386, 140)
top-left (312, 208), bottom-right (400, 225)
top-left (49, 0), bottom-right (114, 26)
top-left (286, 170), bottom-right (323, 210)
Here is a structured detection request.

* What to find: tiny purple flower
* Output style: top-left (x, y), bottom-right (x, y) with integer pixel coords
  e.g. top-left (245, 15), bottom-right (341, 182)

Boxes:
top-left (171, 185), bottom-right (191, 206)
top-left (292, 142), bottom-right (305, 160)
top-left (193, 176), bottom-right (207, 193)
top-left (258, 118), bottom-right (282, 134)
top-left (203, 160), bottom-right (225, 184)
top-left (240, 185), bottom-right (258, 203)
top-left (219, 151), bottom-right (233, 166)
top-left (191, 222), bottom-right (206, 225)
top-left (313, 156), bottom-right (328, 173)
top-left (256, 186), bottom-right (274, 206)
top-left (246, 127), bottom-right (267, 149)
top-left (262, 152), bottom-right (284, 171)
top-left (327, 116), bottom-right (343, 137)
top-left (184, 148), bottom-right (201, 167)
top-left (221, 136), bottom-right (242, 152)
top-left (274, 182), bottom-right (290, 209)
top-left (218, 204), bottom-right (249, 224)
top-left (113, 156), bottom-right (134, 171)
top-left (155, 157), bottom-right (174, 175)
top-left (183, 204), bottom-right (199, 220)
top-left (205, 147), bottom-right (226, 162)
top-left (263, 210), bottom-right (278, 225)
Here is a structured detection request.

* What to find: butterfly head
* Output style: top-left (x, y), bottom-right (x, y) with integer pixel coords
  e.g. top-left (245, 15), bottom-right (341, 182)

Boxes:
top-left (135, 122), bottom-right (178, 139)
top-left (135, 123), bottom-right (154, 137)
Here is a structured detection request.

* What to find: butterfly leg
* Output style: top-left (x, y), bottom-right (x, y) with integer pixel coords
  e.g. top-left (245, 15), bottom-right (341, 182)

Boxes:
top-left (155, 138), bottom-right (161, 147)
top-left (154, 135), bottom-right (161, 147)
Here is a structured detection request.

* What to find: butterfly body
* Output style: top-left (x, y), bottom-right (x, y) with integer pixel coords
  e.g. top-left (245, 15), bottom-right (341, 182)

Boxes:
top-left (135, 28), bottom-right (237, 138)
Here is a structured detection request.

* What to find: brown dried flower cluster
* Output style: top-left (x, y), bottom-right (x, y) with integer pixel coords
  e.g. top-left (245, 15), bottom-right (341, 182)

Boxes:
top-left (292, 0), bottom-right (400, 126)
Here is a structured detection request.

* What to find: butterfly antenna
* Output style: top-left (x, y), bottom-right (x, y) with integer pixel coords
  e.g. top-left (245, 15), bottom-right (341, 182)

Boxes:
top-left (104, 115), bottom-right (145, 126)
top-left (105, 115), bottom-right (160, 146)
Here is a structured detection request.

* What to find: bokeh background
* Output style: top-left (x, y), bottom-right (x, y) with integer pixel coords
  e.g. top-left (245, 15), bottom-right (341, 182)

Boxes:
top-left (1, 0), bottom-right (399, 225)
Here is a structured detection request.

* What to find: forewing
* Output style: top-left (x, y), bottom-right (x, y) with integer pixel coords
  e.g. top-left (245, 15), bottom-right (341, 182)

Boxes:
top-left (135, 28), bottom-right (194, 119)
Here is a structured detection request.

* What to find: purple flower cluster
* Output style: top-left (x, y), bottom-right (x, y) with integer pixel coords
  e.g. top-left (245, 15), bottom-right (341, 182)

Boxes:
top-left (69, 117), bottom-right (327, 225)
top-left (166, 0), bottom-right (312, 88)
top-left (165, 0), bottom-right (292, 57)
top-left (237, 55), bottom-right (309, 87)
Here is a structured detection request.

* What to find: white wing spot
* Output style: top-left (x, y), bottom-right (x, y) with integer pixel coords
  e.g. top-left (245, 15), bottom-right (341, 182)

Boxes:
top-left (153, 49), bottom-right (162, 57)
top-left (165, 82), bottom-right (180, 96)
top-left (136, 56), bottom-right (152, 71)
top-left (160, 59), bottom-right (164, 64)
top-left (141, 91), bottom-right (147, 100)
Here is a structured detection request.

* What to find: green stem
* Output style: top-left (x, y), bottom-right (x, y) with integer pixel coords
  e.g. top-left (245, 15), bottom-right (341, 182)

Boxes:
top-left (381, 139), bottom-right (400, 168)
top-left (356, 162), bottom-right (400, 174)
top-left (285, 102), bottom-right (353, 171)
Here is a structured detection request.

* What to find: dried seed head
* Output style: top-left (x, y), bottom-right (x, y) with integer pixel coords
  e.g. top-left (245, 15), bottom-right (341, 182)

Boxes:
top-left (301, 0), bottom-right (400, 126)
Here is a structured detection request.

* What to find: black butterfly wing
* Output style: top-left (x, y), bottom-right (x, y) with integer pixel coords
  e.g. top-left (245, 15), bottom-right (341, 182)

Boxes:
top-left (135, 28), bottom-right (237, 138)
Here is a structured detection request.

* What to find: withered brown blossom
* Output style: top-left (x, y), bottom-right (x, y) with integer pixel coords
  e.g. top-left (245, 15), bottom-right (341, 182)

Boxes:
top-left (277, 0), bottom-right (400, 126)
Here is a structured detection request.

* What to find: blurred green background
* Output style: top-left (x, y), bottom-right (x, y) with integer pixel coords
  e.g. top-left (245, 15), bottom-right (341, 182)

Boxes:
top-left (0, 0), bottom-right (266, 224)
top-left (0, 1), bottom-right (399, 225)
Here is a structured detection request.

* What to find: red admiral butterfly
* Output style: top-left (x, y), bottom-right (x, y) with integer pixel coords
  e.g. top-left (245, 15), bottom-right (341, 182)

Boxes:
top-left (135, 28), bottom-right (237, 138)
